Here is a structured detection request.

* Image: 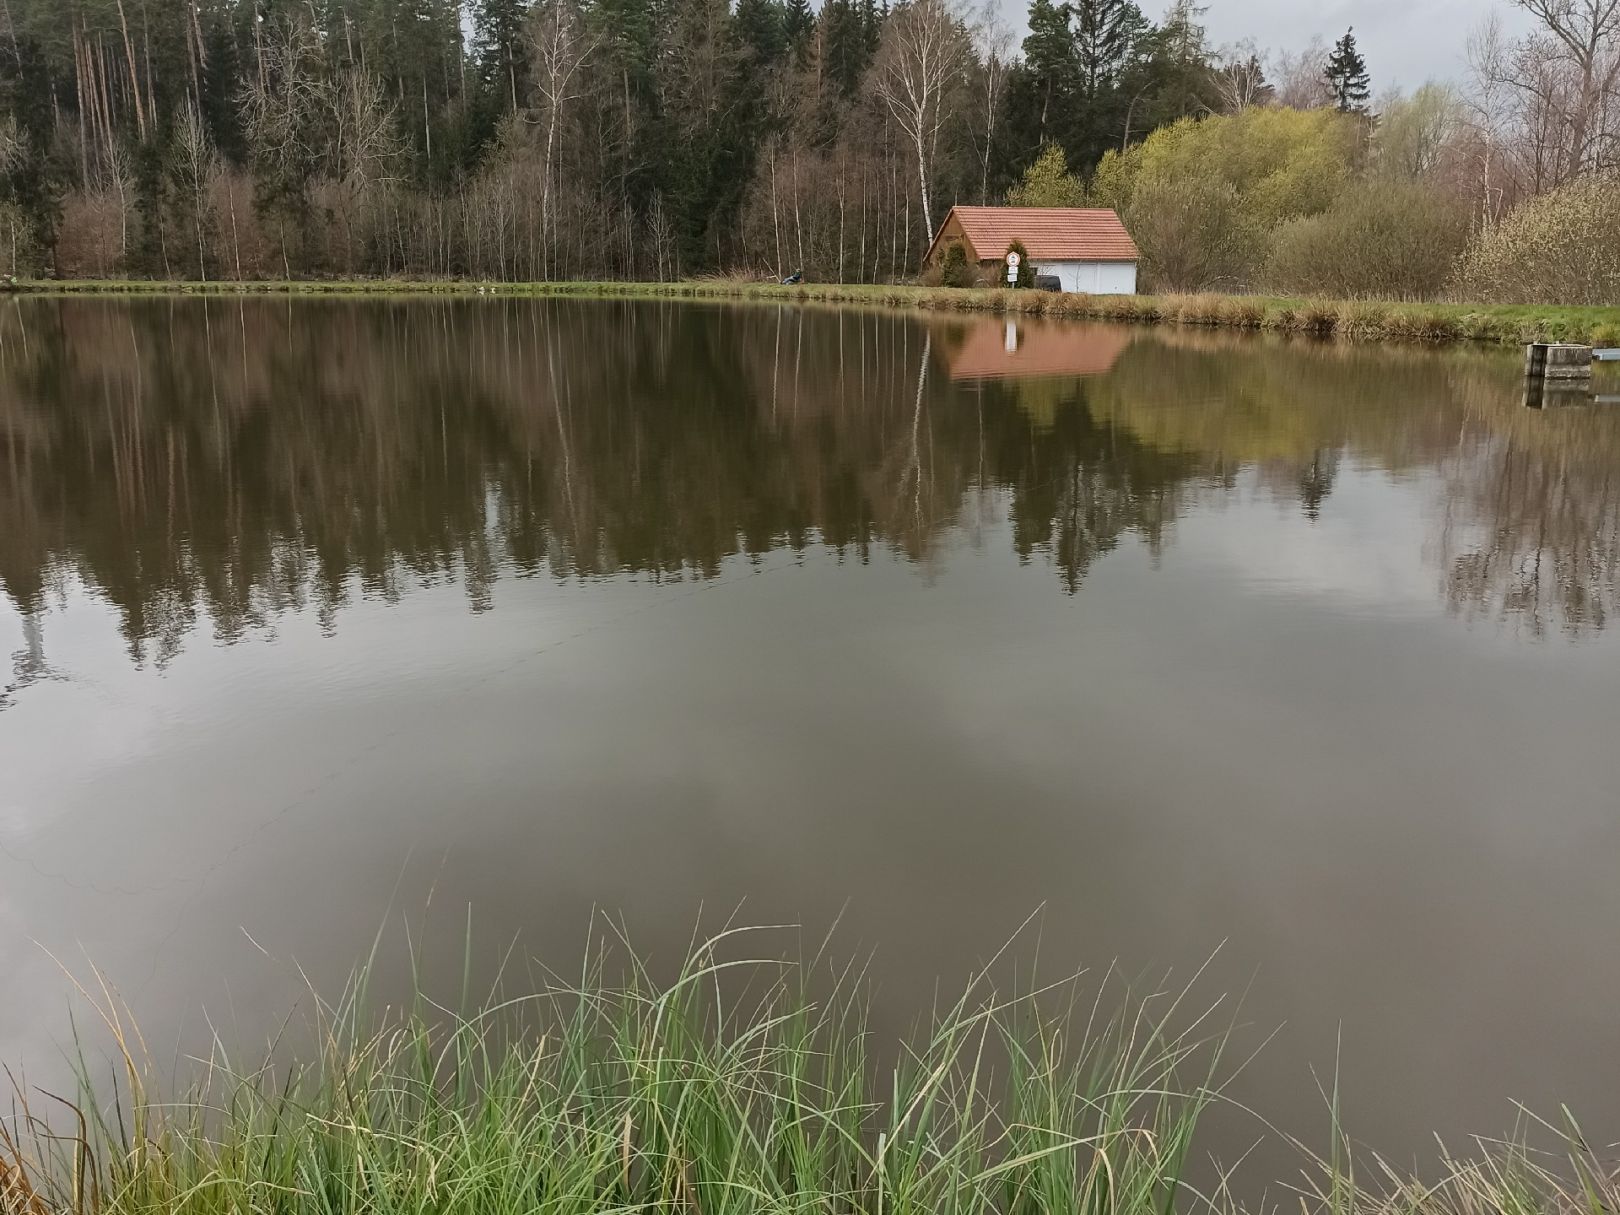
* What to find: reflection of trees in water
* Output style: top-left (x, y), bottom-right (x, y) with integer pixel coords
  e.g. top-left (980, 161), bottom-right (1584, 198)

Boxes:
top-left (1435, 375), bottom-right (1620, 638)
top-left (1080, 331), bottom-right (1620, 637)
top-left (1442, 442), bottom-right (1620, 636)
top-left (0, 299), bottom-right (1194, 662)
top-left (2, 300), bottom-right (1619, 665)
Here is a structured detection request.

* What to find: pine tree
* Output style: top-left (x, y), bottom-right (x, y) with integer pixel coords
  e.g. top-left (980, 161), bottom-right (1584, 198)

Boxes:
top-left (1015, 0), bottom-right (1080, 147)
top-left (473, 0), bottom-right (532, 114)
top-left (1323, 27), bottom-right (1369, 114)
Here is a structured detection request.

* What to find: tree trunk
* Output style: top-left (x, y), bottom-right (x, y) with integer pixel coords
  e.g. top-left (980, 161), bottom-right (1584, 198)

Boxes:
top-left (113, 0), bottom-right (147, 140)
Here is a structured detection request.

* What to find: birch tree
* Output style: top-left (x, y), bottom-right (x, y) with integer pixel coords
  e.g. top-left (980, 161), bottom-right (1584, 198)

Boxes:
top-left (527, 0), bottom-right (598, 275)
top-left (872, 0), bottom-right (969, 239)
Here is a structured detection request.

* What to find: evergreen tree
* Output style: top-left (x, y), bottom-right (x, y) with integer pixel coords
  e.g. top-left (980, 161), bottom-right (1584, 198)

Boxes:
top-left (199, 15), bottom-right (248, 164)
top-left (473, 0), bottom-right (532, 115)
top-left (858, 0), bottom-right (883, 59)
top-left (0, 34), bottom-right (62, 268)
top-left (657, 0), bottom-right (745, 271)
top-left (783, 0), bottom-right (815, 65)
top-left (1072, 0), bottom-right (1145, 98)
top-left (822, 0), bottom-right (870, 96)
top-left (1142, 0), bottom-right (1213, 122)
top-left (1323, 27), bottom-right (1370, 114)
top-left (735, 0), bottom-right (788, 66)
top-left (1005, 0), bottom-right (1080, 155)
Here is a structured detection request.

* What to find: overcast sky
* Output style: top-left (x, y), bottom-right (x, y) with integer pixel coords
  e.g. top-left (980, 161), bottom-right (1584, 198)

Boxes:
top-left (972, 0), bottom-right (1536, 91)
top-left (1194, 0), bottom-right (1532, 90)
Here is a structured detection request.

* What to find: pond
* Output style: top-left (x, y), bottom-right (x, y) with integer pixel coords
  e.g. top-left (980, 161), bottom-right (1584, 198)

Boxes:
top-left (3, 296), bottom-right (1619, 1181)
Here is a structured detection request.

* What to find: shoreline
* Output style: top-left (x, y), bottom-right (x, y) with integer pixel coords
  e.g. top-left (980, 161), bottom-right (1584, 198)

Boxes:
top-left (9, 277), bottom-right (1620, 346)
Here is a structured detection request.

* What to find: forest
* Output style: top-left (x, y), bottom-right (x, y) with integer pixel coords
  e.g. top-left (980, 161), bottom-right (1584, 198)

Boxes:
top-left (0, 0), bottom-right (1615, 297)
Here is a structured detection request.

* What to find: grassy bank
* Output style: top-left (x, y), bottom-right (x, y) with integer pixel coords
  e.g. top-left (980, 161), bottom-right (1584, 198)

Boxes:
top-left (2, 928), bottom-right (1614, 1215)
top-left (12, 277), bottom-right (1620, 346)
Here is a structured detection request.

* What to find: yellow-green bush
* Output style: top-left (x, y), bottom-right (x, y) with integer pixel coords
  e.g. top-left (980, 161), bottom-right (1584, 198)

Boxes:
top-left (1093, 107), bottom-right (1365, 291)
top-left (1453, 174), bottom-right (1620, 305)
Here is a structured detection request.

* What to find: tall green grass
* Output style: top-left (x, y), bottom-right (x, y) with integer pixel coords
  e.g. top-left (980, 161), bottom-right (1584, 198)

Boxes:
top-left (2, 926), bottom-right (1230, 1215)
top-left (4, 925), bottom-right (1617, 1215)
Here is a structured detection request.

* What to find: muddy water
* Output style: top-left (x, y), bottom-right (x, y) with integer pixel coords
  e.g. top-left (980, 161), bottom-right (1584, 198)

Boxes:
top-left (3, 297), bottom-right (1619, 1179)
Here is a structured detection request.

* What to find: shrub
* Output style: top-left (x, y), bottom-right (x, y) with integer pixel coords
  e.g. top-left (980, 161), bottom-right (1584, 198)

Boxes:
top-left (940, 241), bottom-right (977, 288)
top-left (1263, 181), bottom-right (1470, 298)
top-left (1453, 173), bottom-right (1620, 305)
top-left (997, 239), bottom-right (1034, 288)
top-left (1126, 172), bottom-right (1252, 291)
top-left (55, 189), bottom-right (129, 278)
top-left (1096, 107), bottom-right (1363, 290)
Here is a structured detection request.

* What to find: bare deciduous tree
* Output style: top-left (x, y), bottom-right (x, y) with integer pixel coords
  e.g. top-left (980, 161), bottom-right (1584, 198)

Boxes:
top-left (527, 0), bottom-right (598, 277)
top-left (1213, 40), bottom-right (1273, 112)
top-left (1513, 0), bottom-right (1620, 172)
top-left (326, 67), bottom-right (405, 271)
top-left (169, 106), bottom-right (218, 280)
top-left (969, 0), bottom-right (1014, 202)
top-left (872, 0), bottom-right (970, 241)
top-left (1468, 0), bottom-right (1620, 195)
top-left (1273, 37), bottom-right (1333, 109)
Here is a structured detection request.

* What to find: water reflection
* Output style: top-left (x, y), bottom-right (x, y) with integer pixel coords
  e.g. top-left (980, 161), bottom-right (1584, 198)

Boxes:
top-left (7, 298), bottom-right (1620, 1179)
top-left (3, 298), bottom-right (1620, 673)
top-left (944, 317), bottom-right (1131, 382)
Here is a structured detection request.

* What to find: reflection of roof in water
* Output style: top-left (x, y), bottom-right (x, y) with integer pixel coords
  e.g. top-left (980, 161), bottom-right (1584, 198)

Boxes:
top-left (947, 319), bottom-right (1131, 383)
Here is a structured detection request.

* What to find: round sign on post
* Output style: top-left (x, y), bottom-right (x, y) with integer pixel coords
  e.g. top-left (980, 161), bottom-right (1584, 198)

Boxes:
top-left (1005, 250), bottom-right (1021, 286)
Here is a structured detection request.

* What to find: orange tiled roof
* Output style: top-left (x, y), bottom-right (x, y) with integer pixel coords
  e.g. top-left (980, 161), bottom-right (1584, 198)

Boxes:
top-left (947, 319), bottom-right (1131, 382)
top-left (932, 206), bottom-right (1139, 263)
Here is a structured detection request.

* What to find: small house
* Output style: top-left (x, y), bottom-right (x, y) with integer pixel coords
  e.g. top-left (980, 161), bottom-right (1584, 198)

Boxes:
top-left (925, 207), bottom-right (1139, 295)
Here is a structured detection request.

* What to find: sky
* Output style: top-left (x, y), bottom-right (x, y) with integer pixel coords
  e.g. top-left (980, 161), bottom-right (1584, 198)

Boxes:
top-left (1190, 0), bottom-right (1534, 91)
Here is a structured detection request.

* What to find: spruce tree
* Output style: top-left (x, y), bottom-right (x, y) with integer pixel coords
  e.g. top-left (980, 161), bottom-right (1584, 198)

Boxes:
top-left (195, 16), bottom-right (245, 164)
top-left (1071, 0), bottom-right (1146, 99)
top-left (735, 0), bottom-right (788, 66)
top-left (783, 0), bottom-right (815, 65)
top-left (1323, 27), bottom-right (1370, 114)
top-left (858, 0), bottom-right (883, 59)
top-left (822, 0), bottom-right (870, 96)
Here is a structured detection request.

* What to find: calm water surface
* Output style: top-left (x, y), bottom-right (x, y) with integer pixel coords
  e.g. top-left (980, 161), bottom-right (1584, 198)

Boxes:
top-left (3, 297), bottom-right (1620, 1178)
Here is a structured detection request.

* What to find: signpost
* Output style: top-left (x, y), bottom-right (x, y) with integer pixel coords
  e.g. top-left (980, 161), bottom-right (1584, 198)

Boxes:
top-left (1005, 250), bottom-right (1021, 286)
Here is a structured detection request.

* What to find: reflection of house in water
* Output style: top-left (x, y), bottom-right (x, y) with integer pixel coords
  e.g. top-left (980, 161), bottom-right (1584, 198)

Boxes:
top-left (946, 318), bottom-right (1131, 384)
